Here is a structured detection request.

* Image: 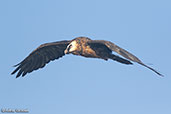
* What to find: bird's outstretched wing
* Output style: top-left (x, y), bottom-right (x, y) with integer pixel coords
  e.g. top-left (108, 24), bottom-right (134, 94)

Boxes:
top-left (88, 40), bottom-right (163, 76)
top-left (11, 40), bottom-right (71, 78)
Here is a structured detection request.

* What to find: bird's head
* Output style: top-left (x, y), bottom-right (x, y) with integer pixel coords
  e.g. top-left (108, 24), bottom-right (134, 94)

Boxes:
top-left (64, 40), bottom-right (79, 54)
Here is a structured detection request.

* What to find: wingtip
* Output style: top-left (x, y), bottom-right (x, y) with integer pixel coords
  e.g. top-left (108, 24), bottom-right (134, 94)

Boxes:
top-left (11, 70), bottom-right (17, 75)
top-left (13, 63), bottom-right (20, 67)
top-left (16, 73), bottom-right (21, 78)
top-left (138, 62), bottom-right (164, 77)
top-left (15, 76), bottom-right (19, 78)
top-left (11, 72), bottom-right (14, 75)
top-left (158, 73), bottom-right (164, 77)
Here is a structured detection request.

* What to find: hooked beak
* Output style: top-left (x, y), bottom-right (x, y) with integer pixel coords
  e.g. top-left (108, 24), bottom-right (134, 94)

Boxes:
top-left (64, 49), bottom-right (69, 54)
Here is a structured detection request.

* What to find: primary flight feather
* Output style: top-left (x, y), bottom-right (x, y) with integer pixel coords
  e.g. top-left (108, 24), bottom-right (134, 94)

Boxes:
top-left (11, 37), bottom-right (163, 78)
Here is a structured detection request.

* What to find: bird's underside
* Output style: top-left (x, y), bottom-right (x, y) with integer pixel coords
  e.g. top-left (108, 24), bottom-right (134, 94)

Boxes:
top-left (11, 37), bottom-right (163, 78)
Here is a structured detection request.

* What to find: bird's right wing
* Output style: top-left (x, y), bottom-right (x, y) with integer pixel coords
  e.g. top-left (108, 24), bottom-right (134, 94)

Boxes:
top-left (88, 40), bottom-right (163, 76)
top-left (11, 40), bottom-right (71, 78)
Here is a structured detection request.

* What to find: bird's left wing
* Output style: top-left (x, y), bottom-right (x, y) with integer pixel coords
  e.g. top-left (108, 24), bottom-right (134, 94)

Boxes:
top-left (88, 40), bottom-right (163, 76)
top-left (11, 40), bottom-right (71, 78)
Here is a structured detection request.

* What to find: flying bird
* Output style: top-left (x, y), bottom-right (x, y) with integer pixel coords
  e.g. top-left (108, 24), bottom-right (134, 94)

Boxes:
top-left (11, 37), bottom-right (163, 78)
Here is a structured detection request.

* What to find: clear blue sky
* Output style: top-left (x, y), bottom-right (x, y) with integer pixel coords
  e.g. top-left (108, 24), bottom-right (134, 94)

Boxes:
top-left (0, 0), bottom-right (171, 114)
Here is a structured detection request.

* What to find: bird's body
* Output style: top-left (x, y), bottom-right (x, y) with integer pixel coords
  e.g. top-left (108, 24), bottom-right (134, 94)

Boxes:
top-left (11, 37), bottom-right (163, 78)
top-left (68, 37), bottom-right (109, 59)
top-left (66, 37), bottom-right (96, 57)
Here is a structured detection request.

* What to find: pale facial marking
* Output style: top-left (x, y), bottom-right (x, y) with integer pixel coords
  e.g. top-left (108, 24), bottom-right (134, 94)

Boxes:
top-left (68, 40), bottom-right (77, 52)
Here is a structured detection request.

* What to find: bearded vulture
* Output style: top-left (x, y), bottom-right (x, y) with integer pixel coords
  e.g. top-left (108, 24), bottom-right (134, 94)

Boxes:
top-left (11, 37), bottom-right (163, 78)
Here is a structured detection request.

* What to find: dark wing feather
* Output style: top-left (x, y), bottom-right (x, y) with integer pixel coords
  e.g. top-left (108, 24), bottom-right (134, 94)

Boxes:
top-left (11, 40), bottom-right (71, 78)
top-left (88, 40), bottom-right (163, 76)
top-left (87, 42), bottom-right (132, 64)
